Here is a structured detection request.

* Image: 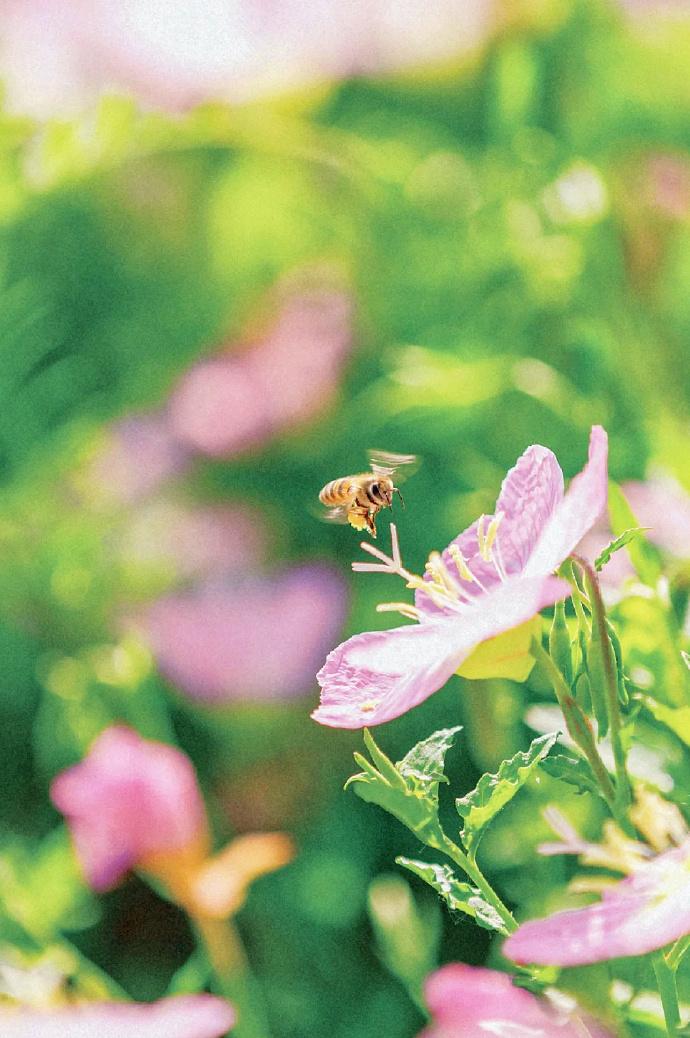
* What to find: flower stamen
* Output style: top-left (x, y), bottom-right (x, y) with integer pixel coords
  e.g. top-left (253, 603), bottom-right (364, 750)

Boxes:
top-left (376, 601), bottom-right (422, 621)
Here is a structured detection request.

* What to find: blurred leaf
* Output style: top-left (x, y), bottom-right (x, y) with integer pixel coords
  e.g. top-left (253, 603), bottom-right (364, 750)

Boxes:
top-left (641, 697), bottom-right (690, 748)
top-left (456, 733), bottom-right (558, 855)
top-left (166, 950), bottom-right (212, 996)
top-left (367, 873), bottom-right (440, 1007)
top-left (396, 858), bottom-right (506, 935)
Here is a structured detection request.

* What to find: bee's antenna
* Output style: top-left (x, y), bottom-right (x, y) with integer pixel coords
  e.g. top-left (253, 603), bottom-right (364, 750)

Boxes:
top-left (394, 487), bottom-right (405, 509)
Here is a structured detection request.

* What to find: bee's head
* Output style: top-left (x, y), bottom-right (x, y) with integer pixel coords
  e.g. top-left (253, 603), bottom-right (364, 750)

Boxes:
top-left (370, 476), bottom-right (395, 507)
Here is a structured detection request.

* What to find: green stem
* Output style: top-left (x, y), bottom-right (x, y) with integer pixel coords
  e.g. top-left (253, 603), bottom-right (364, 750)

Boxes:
top-left (193, 915), bottom-right (270, 1038)
top-left (666, 934), bottom-right (690, 973)
top-left (562, 560), bottom-right (591, 635)
top-left (575, 557), bottom-right (632, 814)
top-left (439, 833), bottom-right (517, 933)
top-left (653, 952), bottom-right (681, 1036)
top-left (531, 639), bottom-right (619, 818)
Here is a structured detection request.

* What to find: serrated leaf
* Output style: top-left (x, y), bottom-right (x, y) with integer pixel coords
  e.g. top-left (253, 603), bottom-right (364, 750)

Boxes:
top-left (540, 753), bottom-right (602, 799)
top-left (347, 730), bottom-right (449, 847)
top-left (396, 858), bottom-right (507, 934)
top-left (456, 733), bottom-right (558, 853)
top-left (594, 527), bottom-right (648, 571)
top-left (397, 726), bottom-right (462, 785)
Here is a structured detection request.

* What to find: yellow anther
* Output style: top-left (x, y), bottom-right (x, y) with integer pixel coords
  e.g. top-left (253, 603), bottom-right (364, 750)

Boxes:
top-left (476, 514), bottom-right (487, 560)
top-left (376, 602), bottom-right (422, 621)
top-left (448, 544), bottom-right (474, 583)
top-left (484, 512), bottom-right (504, 558)
top-left (425, 551), bottom-right (457, 594)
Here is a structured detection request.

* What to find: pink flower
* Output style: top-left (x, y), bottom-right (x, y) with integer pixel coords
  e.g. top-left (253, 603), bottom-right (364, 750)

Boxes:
top-left (624, 477), bottom-right (690, 559)
top-left (120, 500), bottom-right (267, 580)
top-left (139, 565), bottom-right (346, 702)
top-left (0, 0), bottom-right (491, 117)
top-left (418, 964), bottom-right (613, 1038)
top-left (87, 414), bottom-right (190, 505)
top-left (0, 995), bottom-right (234, 1038)
top-left (504, 835), bottom-right (690, 967)
top-left (51, 726), bottom-right (209, 893)
top-left (313, 426), bottom-right (608, 729)
top-left (169, 287), bottom-right (353, 457)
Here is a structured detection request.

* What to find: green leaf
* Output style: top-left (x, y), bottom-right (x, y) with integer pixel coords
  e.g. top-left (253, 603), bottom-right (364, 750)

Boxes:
top-left (456, 732), bottom-right (558, 854)
top-left (396, 858), bottom-right (507, 934)
top-left (641, 697), bottom-right (690, 748)
top-left (346, 728), bottom-right (462, 847)
top-left (540, 753), bottom-right (602, 798)
top-left (397, 726), bottom-right (462, 785)
top-left (608, 483), bottom-right (661, 586)
top-left (594, 527), bottom-right (648, 572)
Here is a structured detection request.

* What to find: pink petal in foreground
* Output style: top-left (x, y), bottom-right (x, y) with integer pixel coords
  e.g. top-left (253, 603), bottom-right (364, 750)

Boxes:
top-left (504, 838), bottom-right (690, 966)
top-left (524, 425), bottom-right (608, 577)
top-left (314, 575), bottom-right (569, 728)
top-left (0, 995), bottom-right (234, 1038)
top-left (419, 964), bottom-right (613, 1038)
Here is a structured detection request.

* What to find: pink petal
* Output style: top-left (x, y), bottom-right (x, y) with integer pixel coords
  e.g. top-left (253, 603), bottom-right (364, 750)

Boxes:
top-left (0, 995), bottom-right (234, 1038)
top-left (314, 575), bottom-right (569, 728)
top-left (524, 426), bottom-right (608, 577)
top-left (419, 964), bottom-right (612, 1038)
top-left (51, 727), bottom-right (207, 891)
top-left (416, 444), bottom-right (564, 618)
top-left (504, 838), bottom-right (690, 966)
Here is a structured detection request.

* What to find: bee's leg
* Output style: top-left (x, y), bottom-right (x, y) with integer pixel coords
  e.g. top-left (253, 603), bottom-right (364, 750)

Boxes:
top-left (347, 506), bottom-right (369, 533)
top-left (366, 511), bottom-right (378, 538)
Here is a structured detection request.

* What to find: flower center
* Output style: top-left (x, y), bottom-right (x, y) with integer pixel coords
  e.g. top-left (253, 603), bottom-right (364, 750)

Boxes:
top-left (352, 516), bottom-right (507, 622)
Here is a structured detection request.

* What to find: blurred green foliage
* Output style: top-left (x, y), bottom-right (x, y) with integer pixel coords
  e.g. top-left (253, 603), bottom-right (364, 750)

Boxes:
top-left (0, 1), bottom-right (689, 1035)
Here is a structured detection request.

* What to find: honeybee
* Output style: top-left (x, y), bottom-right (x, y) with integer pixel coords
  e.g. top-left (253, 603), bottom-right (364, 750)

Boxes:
top-left (319, 450), bottom-right (419, 538)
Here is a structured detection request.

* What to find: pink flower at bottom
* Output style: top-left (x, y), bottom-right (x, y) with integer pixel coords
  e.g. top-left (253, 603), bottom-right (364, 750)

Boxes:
top-left (313, 426), bottom-right (608, 729)
top-left (0, 995), bottom-right (234, 1038)
top-left (51, 727), bottom-right (209, 892)
top-left (504, 836), bottom-right (690, 967)
top-left (419, 964), bottom-right (613, 1038)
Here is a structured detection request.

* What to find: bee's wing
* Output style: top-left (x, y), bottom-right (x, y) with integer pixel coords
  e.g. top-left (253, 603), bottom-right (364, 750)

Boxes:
top-left (320, 504), bottom-right (351, 525)
top-left (368, 449), bottom-right (420, 482)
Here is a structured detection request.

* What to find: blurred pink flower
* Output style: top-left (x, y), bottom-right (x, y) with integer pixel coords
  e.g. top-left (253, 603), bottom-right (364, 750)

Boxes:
top-left (0, 0), bottom-right (491, 117)
top-left (504, 835), bottom-right (690, 967)
top-left (578, 474), bottom-right (690, 591)
top-left (624, 477), bottom-right (690, 558)
top-left (51, 726), bottom-right (209, 892)
top-left (418, 964), bottom-right (613, 1038)
top-left (169, 288), bottom-right (353, 457)
top-left (0, 995), bottom-right (234, 1038)
top-left (87, 414), bottom-right (190, 506)
top-left (120, 499), bottom-right (267, 580)
top-left (644, 154), bottom-right (690, 220)
top-left (139, 565), bottom-right (346, 702)
top-left (313, 426), bottom-right (608, 729)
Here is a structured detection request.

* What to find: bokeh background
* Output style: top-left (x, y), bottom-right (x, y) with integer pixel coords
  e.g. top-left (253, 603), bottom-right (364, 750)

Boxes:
top-left (0, 1), bottom-right (689, 1035)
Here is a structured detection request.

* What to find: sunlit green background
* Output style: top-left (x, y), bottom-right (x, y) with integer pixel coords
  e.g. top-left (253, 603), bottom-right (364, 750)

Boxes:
top-left (1, 1), bottom-right (690, 1035)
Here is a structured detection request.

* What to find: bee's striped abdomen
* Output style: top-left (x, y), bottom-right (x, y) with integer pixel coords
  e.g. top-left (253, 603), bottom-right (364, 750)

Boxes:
top-left (319, 477), bottom-right (356, 506)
